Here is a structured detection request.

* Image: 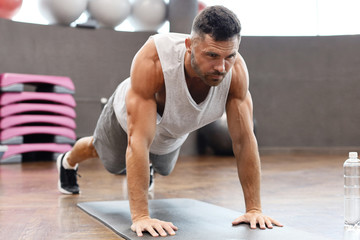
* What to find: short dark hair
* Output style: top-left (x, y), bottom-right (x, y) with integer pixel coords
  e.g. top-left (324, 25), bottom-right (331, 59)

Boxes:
top-left (191, 5), bottom-right (241, 41)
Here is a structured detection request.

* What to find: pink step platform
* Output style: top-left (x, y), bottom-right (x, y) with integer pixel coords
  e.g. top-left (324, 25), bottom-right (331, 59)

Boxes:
top-left (0, 103), bottom-right (76, 118)
top-left (0, 115), bottom-right (76, 129)
top-left (0, 126), bottom-right (76, 144)
top-left (0, 143), bottom-right (72, 164)
top-left (0, 73), bottom-right (75, 93)
top-left (0, 92), bottom-right (76, 107)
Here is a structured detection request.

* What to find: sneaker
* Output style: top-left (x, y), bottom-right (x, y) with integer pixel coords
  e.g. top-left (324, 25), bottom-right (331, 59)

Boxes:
top-left (57, 152), bottom-right (80, 194)
top-left (148, 163), bottom-right (154, 192)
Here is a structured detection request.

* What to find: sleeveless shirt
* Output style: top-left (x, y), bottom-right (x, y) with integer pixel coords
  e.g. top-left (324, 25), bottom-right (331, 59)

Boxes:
top-left (113, 33), bottom-right (232, 155)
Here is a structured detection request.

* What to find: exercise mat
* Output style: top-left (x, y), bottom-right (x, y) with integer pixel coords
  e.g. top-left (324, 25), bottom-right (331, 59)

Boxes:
top-left (77, 198), bottom-right (330, 240)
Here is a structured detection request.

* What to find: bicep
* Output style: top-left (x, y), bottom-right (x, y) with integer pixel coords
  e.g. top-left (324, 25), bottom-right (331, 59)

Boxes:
top-left (126, 39), bottom-right (162, 150)
top-left (226, 54), bottom-right (254, 145)
top-left (126, 89), bottom-right (157, 149)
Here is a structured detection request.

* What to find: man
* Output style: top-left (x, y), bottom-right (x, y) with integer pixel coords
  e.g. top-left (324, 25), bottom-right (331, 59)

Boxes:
top-left (57, 5), bottom-right (283, 237)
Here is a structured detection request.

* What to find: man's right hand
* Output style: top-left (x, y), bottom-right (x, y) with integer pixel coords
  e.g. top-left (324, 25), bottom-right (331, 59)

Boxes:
top-left (131, 217), bottom-right (178, 237)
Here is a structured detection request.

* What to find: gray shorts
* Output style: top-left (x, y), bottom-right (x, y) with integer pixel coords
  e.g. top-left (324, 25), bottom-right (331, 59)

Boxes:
top-left (93, 93), bottom-right (180, 175)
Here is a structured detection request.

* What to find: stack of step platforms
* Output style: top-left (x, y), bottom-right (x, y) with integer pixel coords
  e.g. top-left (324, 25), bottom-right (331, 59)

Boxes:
top-left (0, 73), bottom-right (76, 164)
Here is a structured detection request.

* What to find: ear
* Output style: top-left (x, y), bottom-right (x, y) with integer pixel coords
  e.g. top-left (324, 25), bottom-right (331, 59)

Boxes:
top-left (185, 37), bottom-right (192, 53)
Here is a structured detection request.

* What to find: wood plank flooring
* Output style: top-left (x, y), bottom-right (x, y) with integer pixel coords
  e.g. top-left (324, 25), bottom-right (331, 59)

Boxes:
top-left (0, 153), bottom-right (351, 239)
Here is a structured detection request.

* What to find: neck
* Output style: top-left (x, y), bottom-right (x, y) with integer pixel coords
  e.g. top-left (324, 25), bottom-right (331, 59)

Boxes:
top-left (184, 52), bottom-right (211, 104)
top-left (184, 51), bottom-right (196, 79)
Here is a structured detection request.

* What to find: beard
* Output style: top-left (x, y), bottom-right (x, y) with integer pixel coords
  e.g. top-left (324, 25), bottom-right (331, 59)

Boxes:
top-left (190, 52), bottom-right (227, 86)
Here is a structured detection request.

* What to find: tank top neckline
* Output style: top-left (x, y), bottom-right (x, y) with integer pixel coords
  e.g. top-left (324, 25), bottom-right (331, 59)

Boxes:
top-left (179, 50), bottom-right (214, 110)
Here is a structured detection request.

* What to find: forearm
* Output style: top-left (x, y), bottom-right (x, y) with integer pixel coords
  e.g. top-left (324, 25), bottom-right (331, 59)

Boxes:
top-left (233, 138), bottom-right (262, 212)
top-left (126, 145), bottom-right (151, 222)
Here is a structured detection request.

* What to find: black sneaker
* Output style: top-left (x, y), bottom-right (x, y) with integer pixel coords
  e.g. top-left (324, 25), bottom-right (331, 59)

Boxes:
top-left (57, 152), bottom-right (80, 194)
top-left (148, 163), bottom-right (154, 192)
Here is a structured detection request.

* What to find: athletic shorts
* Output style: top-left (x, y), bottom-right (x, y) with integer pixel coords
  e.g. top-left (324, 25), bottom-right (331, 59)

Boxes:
top-left (93, 92), bottom-right (180, 175)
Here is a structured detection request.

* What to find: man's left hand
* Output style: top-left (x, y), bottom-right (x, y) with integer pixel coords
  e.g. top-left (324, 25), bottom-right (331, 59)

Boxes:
top-left (232, 210), bottom-right (283, 229)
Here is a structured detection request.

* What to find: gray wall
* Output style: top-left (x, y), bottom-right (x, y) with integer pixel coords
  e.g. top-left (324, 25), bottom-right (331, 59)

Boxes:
top-left (240, 36), bottom-right (360, 148)
top-left (169, 0), bottom-right (198, 34)
top-left (1, 18), bottom-right (360, 152)
top-left (0, 18), bottom-right (154, 138)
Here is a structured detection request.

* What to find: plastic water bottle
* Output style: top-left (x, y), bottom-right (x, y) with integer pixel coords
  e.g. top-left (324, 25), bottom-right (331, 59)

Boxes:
top-left (344, 152), bottom-right (360, 226)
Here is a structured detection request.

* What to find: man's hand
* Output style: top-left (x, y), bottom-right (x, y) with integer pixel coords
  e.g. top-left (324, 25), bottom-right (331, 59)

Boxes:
top-left (131, 217), bottom-right (178, 237)
top-left (232, 210), bottom-right (283, 229)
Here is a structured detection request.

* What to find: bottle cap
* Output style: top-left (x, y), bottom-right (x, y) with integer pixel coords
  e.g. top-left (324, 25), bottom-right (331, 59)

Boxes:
top-left (349, 152), bottom-right (358, 159)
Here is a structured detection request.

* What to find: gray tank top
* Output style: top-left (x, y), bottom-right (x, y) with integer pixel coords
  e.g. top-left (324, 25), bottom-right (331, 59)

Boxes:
top-left (113, 33), bottom-right (232, 155)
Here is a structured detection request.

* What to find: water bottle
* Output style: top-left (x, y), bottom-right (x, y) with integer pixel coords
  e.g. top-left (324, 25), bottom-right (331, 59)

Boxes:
top-left (344, 152), bottom-right (360, 226)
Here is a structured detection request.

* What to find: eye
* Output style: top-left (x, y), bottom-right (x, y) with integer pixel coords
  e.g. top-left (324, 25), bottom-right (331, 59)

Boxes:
top-left (206, 52), bottom-right (219, 58)
top-left (227, 53), bottom-right (236, 59)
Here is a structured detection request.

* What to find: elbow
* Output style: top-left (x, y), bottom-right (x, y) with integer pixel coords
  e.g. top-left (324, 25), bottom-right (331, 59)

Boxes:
top-left (232, 134), bottom-right (258, 156)
top-left (126, 133), bottom-right (152, 157)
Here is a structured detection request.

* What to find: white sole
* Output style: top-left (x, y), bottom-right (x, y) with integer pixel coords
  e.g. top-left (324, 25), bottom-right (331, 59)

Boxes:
top-left (56, 153), bottom-right (79, 195)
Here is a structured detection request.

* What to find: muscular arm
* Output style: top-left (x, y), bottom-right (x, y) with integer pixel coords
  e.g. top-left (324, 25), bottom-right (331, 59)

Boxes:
top-left (227, 91), bottom-right (261, 213)
top-left (126, 38), bottom-right (177, 236)
top-left (226, 54), bottom-right (282, 229)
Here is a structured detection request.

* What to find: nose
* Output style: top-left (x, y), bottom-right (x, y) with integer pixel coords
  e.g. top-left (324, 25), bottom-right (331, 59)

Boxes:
top-left (214, 59), bottom-right (225, 73)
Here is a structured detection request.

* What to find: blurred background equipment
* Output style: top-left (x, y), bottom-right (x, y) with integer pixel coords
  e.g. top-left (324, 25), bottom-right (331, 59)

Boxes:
top-left (88, 0), bottom-right (131, 28)
top-left (197, 113), bottom-right (233, 156)
top-left (39, 0), bottom-right (88, 25)
top-left (0, 73), bottom-right (76, 164)
top-left (129, 0), bottom-right (167, 31)
top-left (197, 113), bottom-right (257, 156)
top-left (0, 0), bottom-right (22, 19)
top-left (197, 0), bottom-right (206, 13)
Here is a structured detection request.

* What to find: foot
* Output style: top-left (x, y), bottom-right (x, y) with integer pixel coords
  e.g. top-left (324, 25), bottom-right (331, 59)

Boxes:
top-left (57, 152), bottom-right (80, 194)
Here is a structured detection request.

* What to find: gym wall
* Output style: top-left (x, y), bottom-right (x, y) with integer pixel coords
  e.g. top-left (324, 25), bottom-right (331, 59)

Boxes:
top-left (1, 18), bottom-right (360, 153)
top-left (240, 36), bottom-right (360, 151)
top-left (0, 18), bottom-right (154, 140)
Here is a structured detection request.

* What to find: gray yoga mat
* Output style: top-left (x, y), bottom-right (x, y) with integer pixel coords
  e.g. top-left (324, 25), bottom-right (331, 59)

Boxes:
top-left (77, 198), bottom-right (330, 240)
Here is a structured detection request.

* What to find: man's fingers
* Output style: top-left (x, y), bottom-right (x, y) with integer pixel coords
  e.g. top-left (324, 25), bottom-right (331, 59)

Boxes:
top-left (135, 227), bottom-right (144, 237)
top-left (132, 219), bottom-right (178, 237)
top-left (232, 216), bottom-right (245, 225)
top-left (265, 218), bottom-right (273, 229)
top-left (232, 213), bottom-right (283, 229)
top-left (168, 221), bottom-right (178, 231)
top-left (163, 223), bottom-right (177, 235)
top-left (258, 217), bottom-right (266, 229)
top-left (250, 218), bottom-right (257, 229)
top-left (270, 218), bottom-right (283, 227)
top-left (131, 224), bottom-right (143, 237)
top-left (145, 225), bottom-right (160, 237)
top-left (153, 223), bottom-right (167, 237)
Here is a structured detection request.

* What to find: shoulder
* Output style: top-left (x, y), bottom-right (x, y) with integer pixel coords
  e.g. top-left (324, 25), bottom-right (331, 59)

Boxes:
top-left (132, 37), bottom-right (161, 74)
top-left (130, 37), bottom-right (164, 98)
top-left (228, 53), bottom-right (250, 101)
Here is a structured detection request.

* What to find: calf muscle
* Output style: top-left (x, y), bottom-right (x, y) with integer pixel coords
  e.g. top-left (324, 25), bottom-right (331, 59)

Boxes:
top-left (68, 136), bottom-right (99, 166)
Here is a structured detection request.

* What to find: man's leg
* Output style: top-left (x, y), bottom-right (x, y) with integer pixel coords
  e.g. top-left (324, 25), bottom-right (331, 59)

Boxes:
top-left (67, 136), bottom-right (98, 166)
top-left (147, 148), bottom-right (180, 191)
top-left (57, 136), bottom-right (98, 195)
top-left (150, 148), bottom-right (181, 176)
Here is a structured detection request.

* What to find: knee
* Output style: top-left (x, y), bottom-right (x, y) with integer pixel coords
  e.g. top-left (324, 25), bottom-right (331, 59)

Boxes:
top-left (153, 165), bottom-right (174, 176)
top-left (87, 137), bottom-right (99, 158)
top-left (159, 171), bottom-right (171, 176)
top-left (102, 160), bottom-right (125, 175)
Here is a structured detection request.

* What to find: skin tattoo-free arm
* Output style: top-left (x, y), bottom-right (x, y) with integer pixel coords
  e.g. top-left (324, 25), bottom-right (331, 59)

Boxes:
top-left (125, 38), bottom-right (178, 237)
top-left (226, 54), bottom-right (283, 229)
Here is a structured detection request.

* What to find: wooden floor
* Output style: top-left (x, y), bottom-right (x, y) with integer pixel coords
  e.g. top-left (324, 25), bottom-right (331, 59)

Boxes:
top-left (0, 153), bottom-right (351, 239)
